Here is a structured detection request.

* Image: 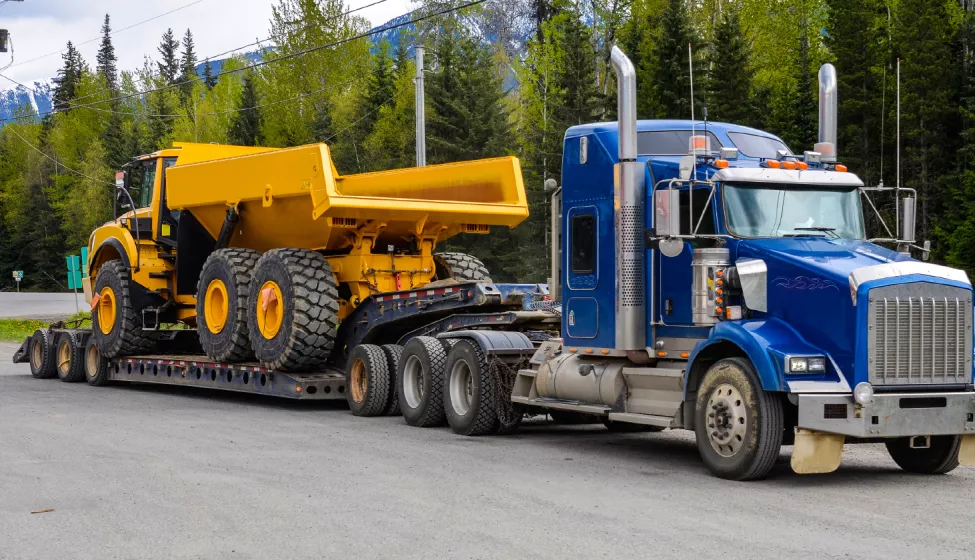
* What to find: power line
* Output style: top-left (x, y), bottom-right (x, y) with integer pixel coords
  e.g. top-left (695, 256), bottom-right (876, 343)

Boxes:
top-left (8, 0), bottom-right (206, 69)
top-left (3, 125), bottom-right (115, 186)
top-left (4, 0), bottom-right (485, 123)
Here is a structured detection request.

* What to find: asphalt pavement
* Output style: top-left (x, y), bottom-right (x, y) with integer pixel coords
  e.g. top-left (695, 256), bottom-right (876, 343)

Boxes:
top-left (0, 292), bottom-right (86, 320)
top-left (1, 341), bottom-right (972, 560)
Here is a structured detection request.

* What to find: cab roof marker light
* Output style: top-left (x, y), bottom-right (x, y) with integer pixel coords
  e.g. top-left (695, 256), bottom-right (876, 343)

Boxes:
top-left (719, 147), bottom-right (739, 160)
top-left (688, 135), bottom-right (711, 156)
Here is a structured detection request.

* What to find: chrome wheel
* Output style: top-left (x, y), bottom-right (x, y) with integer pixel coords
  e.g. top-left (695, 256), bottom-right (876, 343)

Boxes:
top-left (402, 354), bottom-right (424, 409)
top-left (706, 383), bottom-right (748, 457)
top-left (449, 358), bottom-right (473, 416)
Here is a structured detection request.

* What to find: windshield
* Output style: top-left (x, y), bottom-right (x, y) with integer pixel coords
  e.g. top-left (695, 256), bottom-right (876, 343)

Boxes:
top-left (724, 183), bottom-right (865, 239)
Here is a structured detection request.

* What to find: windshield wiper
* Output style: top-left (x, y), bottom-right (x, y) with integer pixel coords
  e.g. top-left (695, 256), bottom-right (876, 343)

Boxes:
top-left (792, 227), bottom-right (839, 239)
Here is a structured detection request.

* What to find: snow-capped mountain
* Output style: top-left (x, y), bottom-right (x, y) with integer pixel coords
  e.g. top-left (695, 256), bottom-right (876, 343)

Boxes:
top-left (0, 78), bottom-right (54, 121)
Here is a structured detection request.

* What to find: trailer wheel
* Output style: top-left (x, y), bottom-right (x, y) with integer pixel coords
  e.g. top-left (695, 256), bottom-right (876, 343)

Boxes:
top-left (92, 260), bottom-right (155, 358)
top-left (380, 344), bottom-right (403, 416)
top-left (885, 436), bottom-right (961, 474)
top-left (433, 252), bottom-right (492, 282)
top-left (28, 330), bottom-right (57, 379)
top-left (444, 340), bottom-right (499, 436)
top-left (84, 337), bottom-right (111, 386)
top-left (55, 332), bottom-right (86, 383)
top-left (247, 249), bottom-right (339, 372)
top-left (694, 357), bottom-right (783, 481)
top-left (398, 336), bottom-right (448, 427)
top-left (196, 248), bottom-right (261, 362)
top-left (346, 345), bottom-right (391, 417)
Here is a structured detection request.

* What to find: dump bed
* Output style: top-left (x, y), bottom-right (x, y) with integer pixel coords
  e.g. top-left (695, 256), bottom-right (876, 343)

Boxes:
top-left (165, 142), bottom-right (528, 251)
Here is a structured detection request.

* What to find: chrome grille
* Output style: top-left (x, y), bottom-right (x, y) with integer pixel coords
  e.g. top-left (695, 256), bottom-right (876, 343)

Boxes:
top-left (868, 283), bottom-right (972, 386)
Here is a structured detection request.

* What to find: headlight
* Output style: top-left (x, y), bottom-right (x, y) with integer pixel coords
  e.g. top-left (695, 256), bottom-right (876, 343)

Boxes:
top-left (853, 382), bottom-right (874, 405)
top-left (787, 355), bottom-right (827, 374)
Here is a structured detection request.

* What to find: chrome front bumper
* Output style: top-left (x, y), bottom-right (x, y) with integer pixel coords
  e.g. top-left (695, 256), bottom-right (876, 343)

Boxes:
top-left (797, 391), bottom-right (975, 438)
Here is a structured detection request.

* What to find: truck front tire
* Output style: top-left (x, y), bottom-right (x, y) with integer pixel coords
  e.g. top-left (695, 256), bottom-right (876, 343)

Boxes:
top-left (346, 344), bottom-right (391, 417)
top-left (92, 260), bottom-right (155, 358)
top-left (444, 340), bottom-right (498, 436)
top-left (885, 436), bottom-right (961, 474)
top-left (694, 357), bottom-right (783, 481)
top-left (247, 249), bottom-right (339, 372)
top-left (196, 248), bottom-right (261, 363)
top-left (398, 336), bottom-right (448, 427)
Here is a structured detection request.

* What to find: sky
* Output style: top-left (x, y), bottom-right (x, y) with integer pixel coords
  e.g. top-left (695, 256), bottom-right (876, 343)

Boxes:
top-left (0, 0), bottom-right (414, 85)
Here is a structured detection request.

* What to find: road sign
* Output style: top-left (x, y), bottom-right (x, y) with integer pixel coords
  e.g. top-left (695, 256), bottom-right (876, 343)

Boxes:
top-left (66, 255), bottom-right (82, 290)
top-left (12, 270), bottom-right (23, 292)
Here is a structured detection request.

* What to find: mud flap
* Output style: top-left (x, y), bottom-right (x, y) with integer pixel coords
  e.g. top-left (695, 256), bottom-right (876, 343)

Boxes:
top-left (12, 336), bottom-right (30, 364)
top-left (960, 435), bottom-right (975, 467)
top-left (791, 428), bottom-right (844, 474)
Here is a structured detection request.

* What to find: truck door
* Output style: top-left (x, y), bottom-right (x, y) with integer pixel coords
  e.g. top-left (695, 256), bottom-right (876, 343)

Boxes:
top-left (656, 187), bottom-right (716, 325)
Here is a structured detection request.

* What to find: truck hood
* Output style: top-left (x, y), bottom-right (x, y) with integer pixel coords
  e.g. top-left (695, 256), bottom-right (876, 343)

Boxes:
top-left (736, 237), bottom-right (910, 286)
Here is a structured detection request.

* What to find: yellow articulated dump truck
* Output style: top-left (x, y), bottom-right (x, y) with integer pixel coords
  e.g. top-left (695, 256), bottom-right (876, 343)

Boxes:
top-left (16, 140), bottom-right (558, 431)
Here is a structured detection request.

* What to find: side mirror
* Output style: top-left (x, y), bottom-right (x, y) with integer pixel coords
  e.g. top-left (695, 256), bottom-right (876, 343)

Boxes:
top-left (654, 188), bottom-right (681, 237)
top-left (921, 240), bottom-right (931, 262)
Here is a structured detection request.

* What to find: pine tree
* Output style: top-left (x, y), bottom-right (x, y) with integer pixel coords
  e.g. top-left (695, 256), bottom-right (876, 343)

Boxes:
top-left (96, 14), bottom-right (118, 93)
top-left (157, 29), bottom-right (180, 85)
top-left (655, 0), bottom-right (697, 119)
top-left (52, 42), bottom-right (84, 113)
top-left (203, 59), bottom-right (217, 89)
top-left (393, 36), bottom-right (410, 73)
top-left (228, 73), bottom-right (263, 146)
top-left (554, 10), bottom-right (600, 130)
top-left (179, 29), bottom-right (198, 97)
top-left (363, 41), bottom-right (396, 132)
top-left (705, 6), bottom-right (758, 127)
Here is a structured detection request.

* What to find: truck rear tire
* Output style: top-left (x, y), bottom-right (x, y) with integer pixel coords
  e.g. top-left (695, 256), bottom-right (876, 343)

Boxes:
top-left (433, 252), bottom-right (492, 282)
top-left (247, 249), bottom-right (339, 372)
top-left (84, 337), bottom-right (111, 386)
top-left (346, 344), bottom-right (391, 417)
top-left (444, 340), bottom-right (498, 436)
top-left (28, 330), bottom-right (57, 379)
top-left (380, 344), bottom-right (403, 416)
top-left (885, 436), bottom-right (961, 474)
top-left (398, 336), bottom-right (448, 427)
top-left (196, 248), bottom-right (261, 363)
top-left (92, 260), bottom-right (156, 358)
top-left (55, 332), bottom-right (86, 383)
top-left (694, 357), bottom-right (783, 481)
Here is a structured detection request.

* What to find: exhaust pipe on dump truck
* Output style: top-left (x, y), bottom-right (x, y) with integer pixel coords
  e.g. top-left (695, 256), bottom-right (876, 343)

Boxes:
top-left (610, 46), bottom-right (647, 353)
top-left (816, 63), bottom-right (838, 162)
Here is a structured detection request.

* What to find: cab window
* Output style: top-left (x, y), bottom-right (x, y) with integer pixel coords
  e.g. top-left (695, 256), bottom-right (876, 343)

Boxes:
top-left (130, 161), bottom-right (158, 209)
top-left (570, 214), bottom-right (596, 274)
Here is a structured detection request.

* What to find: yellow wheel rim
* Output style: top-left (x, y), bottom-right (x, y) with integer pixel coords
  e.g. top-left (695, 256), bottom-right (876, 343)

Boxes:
top-left (350, 358), bottom-right (367, 404)
top-left (256, 281), bottom-right (285, 339)
top-left (204, 279), bottom-right (230, 334)
top-left (58, 340), bottom-right (71, 375)
top-left (31, 339), bottom-right (42, 369)
top-left (97, 287), bottom-right (117, 335)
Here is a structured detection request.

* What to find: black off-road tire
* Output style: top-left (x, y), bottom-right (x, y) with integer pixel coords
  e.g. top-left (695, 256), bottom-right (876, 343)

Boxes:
top-left (433, 252), bottom-right (492, 282)
top-left (885, 436), bottom-right (961, 475)
top-left (346, 344), bottom-right (391, 417)
top-left (444, 340), bottom-right (499, 436)
top-left (92, 260), bottom-right (155, 358)
top-left (247, 249), bottom-right (339, 372)
top-left (28, 329), bottom-right (57, 379)
top-left (380, 344), bottom-right (403, 416)
top-left (603, 418), bottom-right (665, 433)
top-left (55, 332), bottom-right (86, 383)
top-left (196, 248), bottom-right (261, 363)
top-left (695, 357), bottom-right (784, 481)
top-left (398, 336), bottom-right (448, 427)
top-left (84, 337), bottom-right (112, 386)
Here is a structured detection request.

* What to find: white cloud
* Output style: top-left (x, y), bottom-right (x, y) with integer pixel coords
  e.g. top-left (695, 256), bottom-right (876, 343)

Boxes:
top-left (0, 0), bottom-right (414, 85)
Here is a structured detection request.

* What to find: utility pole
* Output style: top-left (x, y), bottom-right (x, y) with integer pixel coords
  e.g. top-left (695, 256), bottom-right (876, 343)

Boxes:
top-left (414, 45), bottom-right (426, 167)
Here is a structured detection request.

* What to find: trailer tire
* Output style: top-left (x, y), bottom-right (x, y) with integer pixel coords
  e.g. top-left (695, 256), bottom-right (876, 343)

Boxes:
top-left (380, 344), bottom-right (403, 416)
top-left (694, 357), bottom-right (783, 481)
top-left (444, 340), bottom-right (498, 436)
top-left (55, 331), bottom-right (86, 383)
top-left (248, 249), bottom-right (339, 372)
top-left (346, 344), bottom-right (391, 417)
top-left (196, 248), bottom-right (261, 363)
top-left (885, 436), bottom-right (961, 475)
top-left (92, 260), bottom-right (155, 358)
top-left (28, 330), bottom-right (57, 379)
top-left (398, 336), bottom-right (448, 427)
top-left (434, 252), bottom-right (492, 282)
top-left (84, 337), bottom-right (112, 386)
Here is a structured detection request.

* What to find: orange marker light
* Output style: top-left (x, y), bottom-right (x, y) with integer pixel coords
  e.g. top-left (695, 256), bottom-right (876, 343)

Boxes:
top-left (716, 288), bottom-right (723, 295)
top-left (601, 349), bottom-right (609, 355)
top-left (715, 307), bottom-right (724, 315)
top-left (657, 351), bottom-right (667, 358)
top-left (782, 161), bottom-right (797, 170)
top-left (716, 298), bottom-right (723, 305)
top-left (570, 348), bottom-right (578, 353)
top-left (680, 352), bottom-right (690, 359)
top-left (716, 269), bottom-right (724, 277)
top-left (714, 159), bottom-right (729, 169)
top-left (585, 348), bottom-right (594, 354)
top-left (796, 161), bottom-right (809, 170)
top-left (835, 164), bottom-right (848, 173)
top-left (296, 386), bottom-right (302, 393)
top-left (716, 279), bottom-right (724, 286)
top-left (767, 160), bottom-right (781, 169)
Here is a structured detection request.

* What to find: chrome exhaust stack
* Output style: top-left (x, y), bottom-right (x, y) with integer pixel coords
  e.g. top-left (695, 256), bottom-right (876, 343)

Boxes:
top-left (610, 46), bottom-right (646, 352)
top-left (816, 63), bottom-right (838, 162)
